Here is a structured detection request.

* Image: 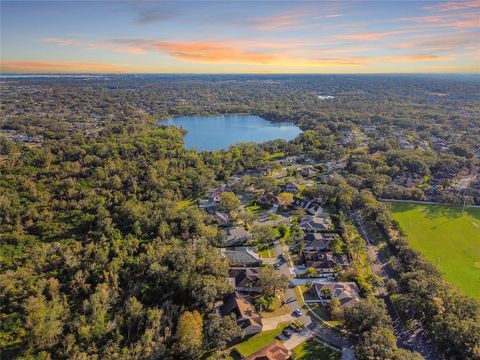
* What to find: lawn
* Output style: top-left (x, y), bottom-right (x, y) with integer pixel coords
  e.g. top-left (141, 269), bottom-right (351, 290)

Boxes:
top-left (390, 203), bottom-right (480, 300)
top-left (292, 339), bottom-right (340, 360)
top-left (258, 247), bottom-right (274, 258)
top-left (233, 322), bottom-right (290, 358)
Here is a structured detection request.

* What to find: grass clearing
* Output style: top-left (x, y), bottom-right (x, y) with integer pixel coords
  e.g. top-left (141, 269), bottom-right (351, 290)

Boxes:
top-left (258, 247), bottom-right (274, 258)
top-left (390, 203), bottom-right (480, 300)
top-left (232, 322), bottom-right (290, 358)
top-left (292, 339), bottom-right (340, 360)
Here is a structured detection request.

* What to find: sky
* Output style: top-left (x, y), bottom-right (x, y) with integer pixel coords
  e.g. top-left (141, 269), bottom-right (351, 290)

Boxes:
top-left (1, 0), bottom-right (479, 74)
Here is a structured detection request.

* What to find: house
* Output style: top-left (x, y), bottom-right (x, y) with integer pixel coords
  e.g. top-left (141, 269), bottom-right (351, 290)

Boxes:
top-left (282, 181), bottom-right (301, 194)
top-left (298, 215), bottom-right (333, 232)
top-left (299, 166), bottom-right (320, 178)
top-left (308, 282), bottom-right (360, 307)
top-left (303, 251), bottom-right (349, 274)
top-left (213, 211), bottom-right (231, 227)
top-left (228, 268), bottom-right (260, 293)
top-left (293, 198), bottom-right (327, 217)
top-left (225, 227), bottom-right (252, 246)
top-left (257, 193), bottom-right (281, 206)
top-left (244, 340), bottom-right (290, 360)
top-left (303, 233), bottom-right (339, 251)
top-left (211, 187), bottom-right (225, 202)
top-left (220, 247), bottom-right (261, 267)
top-left (221, 292), bottom-right (263, 337)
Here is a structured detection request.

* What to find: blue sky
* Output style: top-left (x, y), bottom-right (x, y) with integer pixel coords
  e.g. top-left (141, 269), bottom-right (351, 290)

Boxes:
top-left (1, 1), bottom-right (479, 73)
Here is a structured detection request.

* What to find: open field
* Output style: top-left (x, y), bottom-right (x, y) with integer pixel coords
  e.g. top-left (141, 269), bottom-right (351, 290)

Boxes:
top-left (390, 203), bottom-right (480, 300)
top-left (292, 340), bottom-right (339, 360)
top-left (230, 322), bottom-right (290, 358)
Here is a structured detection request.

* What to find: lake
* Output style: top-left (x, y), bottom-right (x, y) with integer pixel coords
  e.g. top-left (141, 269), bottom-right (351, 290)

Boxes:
top-left (162, 114), bottom-right (302, 151)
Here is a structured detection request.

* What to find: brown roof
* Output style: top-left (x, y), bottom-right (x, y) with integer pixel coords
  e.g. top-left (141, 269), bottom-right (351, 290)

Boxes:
top-left (243, 340), bottom-right (289, 360)
top-left (221, 292), bottom-right (263, 329)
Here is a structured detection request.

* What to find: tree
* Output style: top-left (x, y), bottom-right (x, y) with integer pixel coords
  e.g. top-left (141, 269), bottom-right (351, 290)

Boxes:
top-left (205, 313), bottom-right (241, 350)
top-left (175, 310), bottom-right (203, 358)
top-left (344, 298), bottom-right (391, 333)
top-left (257, 267), bottom-right (289, 298)
top-left (237, 208), bottom-right (256, 227)
top-left (355, 326), bottom-right (397, 360)
top-left (277, 192), bottom-right (294, 208)
top-left (329, 298), bottom-right (344, 321)
top-left (252, 224), bottom-right (277, 246)
top-left (218, 192), bottom-right (240, 213)
top-left (24, 294), bottom-right (67, 351)
top-left (306, 267), bottom-right (317, 277)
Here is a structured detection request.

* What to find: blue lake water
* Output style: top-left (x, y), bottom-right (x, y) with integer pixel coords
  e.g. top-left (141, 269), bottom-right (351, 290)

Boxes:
top-left (162, 114), bottom-right (302, 151)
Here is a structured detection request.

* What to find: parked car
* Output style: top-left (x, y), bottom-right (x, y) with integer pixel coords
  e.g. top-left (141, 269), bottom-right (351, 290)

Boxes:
top-left (293, 308), bottom-right (302, 317)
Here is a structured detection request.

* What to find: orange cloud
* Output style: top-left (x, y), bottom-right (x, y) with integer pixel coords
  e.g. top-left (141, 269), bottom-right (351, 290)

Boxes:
top-left (379, 54), bottom-right (457, 62)
top-left (422, 1), bottom-right (480, 11)
top-left (0, 60), bottom-right (146, 73)
top-left (401, 12), bottom-right (480, 28)
top-left (114, 39), bottom-right (277, 64)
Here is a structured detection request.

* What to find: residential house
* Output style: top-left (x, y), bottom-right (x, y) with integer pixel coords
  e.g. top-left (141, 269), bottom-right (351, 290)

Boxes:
top-left (221, 292), bottom-right (263, 337)
top-left (308, 282), bottom-right (360, 307)
top-left (257, 193), bottom-right (281, 206)
top-left (303, 233), bottom-right (339, 251)
top-left (298, 215), bottom-right (333, 232)
top-left (293, 198), bottom-right (327, 217)
top-left (244, 340), bottom-right (290, 360)
top-left (211, 187), bottom-right (225, 202)
top-left (225, 227), bottom-right (252, 246)
top-left (228, 268), bottom-right (260, 293)
top-left (299, 166), bottom-right (320, 178)
top-left (220, 247), bottom-right (261, 267)
top-left (213, 211), bottom-right (231, 227)
top-left (303, 251), bottom-right (349, 274)
top-left (282, 181), bottom-right (301, 194)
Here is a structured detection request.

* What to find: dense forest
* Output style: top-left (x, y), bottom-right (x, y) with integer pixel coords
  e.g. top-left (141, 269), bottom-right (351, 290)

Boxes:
top-left (1, 74), bottom-right (479, 359)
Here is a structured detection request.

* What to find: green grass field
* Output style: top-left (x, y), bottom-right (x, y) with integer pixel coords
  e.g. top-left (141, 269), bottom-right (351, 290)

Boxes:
top-left (291, 340), bottom-right (339, 360)
top-left (390, 203), bottom-right (480, 300)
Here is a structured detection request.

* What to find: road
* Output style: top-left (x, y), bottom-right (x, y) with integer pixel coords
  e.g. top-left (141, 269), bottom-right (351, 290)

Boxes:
top-left (353, 213), bottom-right (440, 360)
top-left (272, 240), bottom-right (357, 352)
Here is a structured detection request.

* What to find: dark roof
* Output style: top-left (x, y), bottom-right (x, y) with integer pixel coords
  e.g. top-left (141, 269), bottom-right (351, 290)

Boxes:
top-left (220, 247), bottom-right (260, 266)
top-left (304, 251), bottom-right (349, 269)
top-left (228, 268), bottom-right (260, 288)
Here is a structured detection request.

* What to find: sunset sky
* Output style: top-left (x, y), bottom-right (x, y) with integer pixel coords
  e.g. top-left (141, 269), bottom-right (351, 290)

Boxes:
top-left (1, 0), bottom-right (479, 74)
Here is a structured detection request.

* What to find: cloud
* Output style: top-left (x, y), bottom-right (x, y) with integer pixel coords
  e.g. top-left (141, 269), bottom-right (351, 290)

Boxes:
top-left (113, 39), bottom-right (277, 64)
top-left (334, 31), bottom-right (402, 40)
top-left (422, 1), bottom-right (480, 11)
top-left (400, 12), bottom-right (480, 28)
top-left (135, 8), bottom-right (179, 24)
top-left (247, 10), bottom-right (310, 31)
top-left (0, 60), bottom-right (143, 73)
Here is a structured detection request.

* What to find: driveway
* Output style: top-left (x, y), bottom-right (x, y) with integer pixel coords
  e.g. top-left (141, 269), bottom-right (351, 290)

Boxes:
top-left (272, 240), bottom-right (357, 352)
top-left (262, 313), bottom-right (295, 331)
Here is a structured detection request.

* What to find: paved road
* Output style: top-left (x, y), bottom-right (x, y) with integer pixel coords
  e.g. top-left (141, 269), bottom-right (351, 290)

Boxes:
top-left (353, 213), bottom-right (439, 360)
top-left (273, 240), bottom-right (357, 352)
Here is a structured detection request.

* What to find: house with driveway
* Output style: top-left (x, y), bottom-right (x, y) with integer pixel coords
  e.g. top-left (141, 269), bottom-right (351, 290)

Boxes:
top-left (220, 247), bottom-right (261, 267)
top-left (221, 291), bottom-right (263, 337)
top-left (303, 251), bottom-right (349, 274)
top-left (303, 232), bottom-right (340, 251)
top-left (308, 282), bottom-right (360, 307)
top-left (299, 215), bottom-right (333, 232)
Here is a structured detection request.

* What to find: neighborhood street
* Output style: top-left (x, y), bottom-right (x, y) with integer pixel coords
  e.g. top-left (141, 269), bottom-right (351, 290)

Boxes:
top-left (272, 240), bottom-right (357, 356)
